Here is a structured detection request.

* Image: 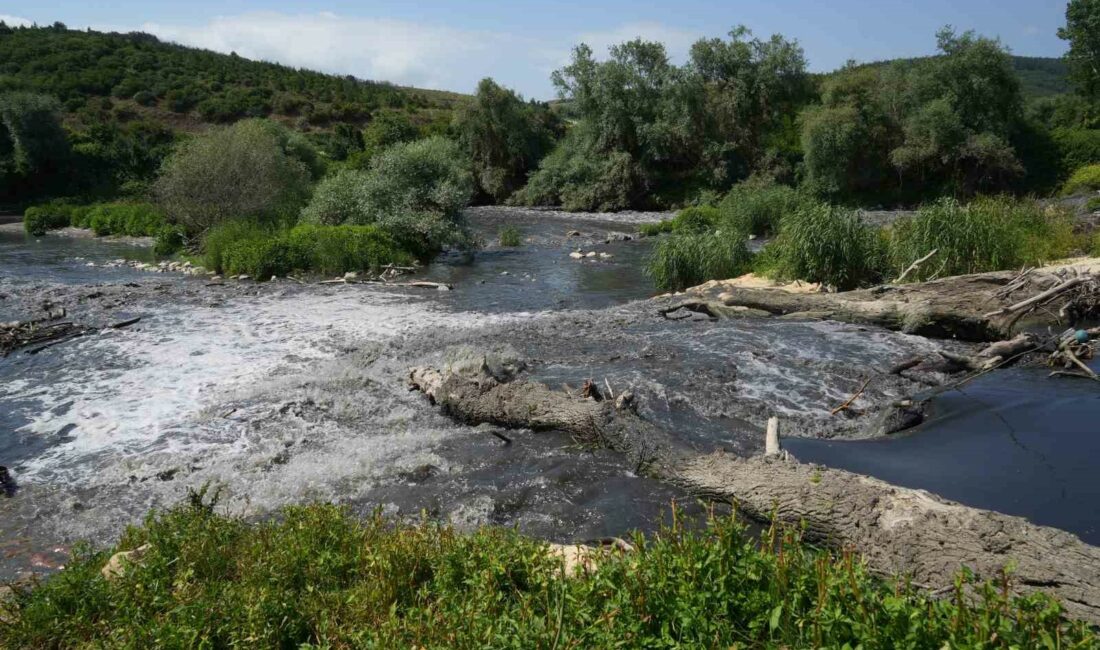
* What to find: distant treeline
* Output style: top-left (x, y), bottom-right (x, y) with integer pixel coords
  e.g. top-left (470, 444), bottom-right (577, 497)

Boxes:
top-left (1, 14), bottom-right (1098, 210)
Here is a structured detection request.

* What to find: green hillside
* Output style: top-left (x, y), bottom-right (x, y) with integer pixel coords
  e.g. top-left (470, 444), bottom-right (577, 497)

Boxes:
top-left (0, 22), bottom-right (466, 132)
top-left (816, 55), bottom-right (1070, 100)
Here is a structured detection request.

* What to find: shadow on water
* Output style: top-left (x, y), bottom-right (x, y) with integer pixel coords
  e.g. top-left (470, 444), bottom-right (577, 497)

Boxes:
top-left (787, 363), bottom-right (1100, 544)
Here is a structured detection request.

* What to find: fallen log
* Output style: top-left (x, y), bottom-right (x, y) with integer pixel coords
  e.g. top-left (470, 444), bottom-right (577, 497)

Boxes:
top-left (676, 453), bottom-right (1100, 625)
top-left (409, 355), bottom-right (688, 475)
top-left (409, 352), bottom-right (1100, 624)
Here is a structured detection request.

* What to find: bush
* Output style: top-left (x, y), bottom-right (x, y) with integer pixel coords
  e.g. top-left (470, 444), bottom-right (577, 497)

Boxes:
top-left (23, 200), bottom-right (75, 236)
top-left (512, 129), bottom-right (644, 212)
top-left (718, 182), bottom-right (807, 237)
top-left (646, 231), bottom-right (753, 291)
top-left (87, 203), bottom-right (165, 237)
top-left (299, 168), bottom-right (371, 226)
top-left (359, 136), bottom-right (474, 222)
top-left (1063, 163), bottom-right (1100, 196)
top-left (202, 221), bottom-right (415, 277)
top-left (1, 501), bottom-right (1092, 648)
top-left (889, 197), bottom-right (1078, 281)
top-left (153, 225), bottom-right (185, 256)
top-left (154, 119), bottom-right (314, 234)
top-left (498, 225), bottom-right (522, 247)
top-left (1052, 128), bottom-right (1100, 177)
top-left (770, 203), bottom-right (886, 289)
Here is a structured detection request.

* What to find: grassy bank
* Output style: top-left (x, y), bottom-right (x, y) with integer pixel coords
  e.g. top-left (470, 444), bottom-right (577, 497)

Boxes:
top-left (1, 499), bottom-right (1092, 648)
top-left (646, 184), bottom-right (1083, 291)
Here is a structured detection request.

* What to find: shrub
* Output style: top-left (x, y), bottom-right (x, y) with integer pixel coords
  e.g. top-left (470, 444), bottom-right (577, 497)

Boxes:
top-left (646, 231), bottom-right (753, 291)
top-left (770, 203), bottom-right (886, 289)
top-left (1, 501), bottom-right (1092, 648)
top-left (718, 182), bottom-right (807, 236)
top-left (359, 136), bottom-right (474, 222)
top-left (889, 197), bottom-right (1079, 281)
top-left (154, 119), bottom-right (314, 234)
top-left (299, 168), bottom-right (371, 226)
top-left (202, 221), bottom-right (415, 277)
top-left (1063, 163), bottom-right (1100, 196)
top-left (153, 225), bottom-right (185, 256)
top-left (23, 200), bottom-right (75, 236)
top-left (1052, 128), bottom-right (1100, 177)
top-left (498, 225), bottom-right (522, 247)
top-left (87, 203), bottom-right (165, 237)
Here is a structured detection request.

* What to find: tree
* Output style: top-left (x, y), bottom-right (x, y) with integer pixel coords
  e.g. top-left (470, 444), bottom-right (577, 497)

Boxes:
top-left (1059, 0), bottom-right (1100, 100)
top-left (0, 92), bottom-right (72, 200)
top-left (154, 119), bottom-right (314, 234)
top-left (689, 27), bottom-right (810, 184)
top-left (454, 78), bottom-right (561, 202)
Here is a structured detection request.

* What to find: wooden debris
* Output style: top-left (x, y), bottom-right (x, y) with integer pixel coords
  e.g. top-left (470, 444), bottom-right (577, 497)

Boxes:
top-left (887, 356), bottom-right (924, 375)
top-left (764, 417), bottom-right (781, 456)
top-left (893, 249), bottom-right (938, 284)
top-left (983, 276), bottom-right (1088, 318)
top-left (831, 377), bottom-right (871, 416)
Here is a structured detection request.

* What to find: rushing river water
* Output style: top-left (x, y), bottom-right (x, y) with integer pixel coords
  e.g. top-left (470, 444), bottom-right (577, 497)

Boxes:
top-left (1, 207), bottom-right (1098, 580)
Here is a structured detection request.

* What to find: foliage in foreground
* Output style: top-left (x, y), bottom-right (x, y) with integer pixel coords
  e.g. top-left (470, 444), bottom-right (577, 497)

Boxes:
top-left (202, 221), bottom-right (415, 278)
top-left (0, 501), bottom-right (1094, 648)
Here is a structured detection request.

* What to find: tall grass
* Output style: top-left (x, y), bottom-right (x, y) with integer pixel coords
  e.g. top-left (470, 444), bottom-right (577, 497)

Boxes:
top-left (771, 203), bottom-right (887, 289)
top-left (717, 182), bottom-right (808, 236)
top-left (498, 225), bottom-right (522, 247)
top-left (0, 500), bottom-right (1092, 648)
top-left (889, 197), bottom-right (1078, 282)
top-left (646, 231), bottom-right (753, 291)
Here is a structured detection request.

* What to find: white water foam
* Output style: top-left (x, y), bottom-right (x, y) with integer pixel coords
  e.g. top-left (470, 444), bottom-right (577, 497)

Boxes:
top-left (8, 287), bottom-right (529, 484)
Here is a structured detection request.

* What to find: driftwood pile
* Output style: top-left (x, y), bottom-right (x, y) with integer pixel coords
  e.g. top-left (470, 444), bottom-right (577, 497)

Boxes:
top-left (1, 308), bottom-right (82, 356)
top-left (1, 309), bottom-right (142, 356)
top-left (664, 264), bottom-right (1100, 343)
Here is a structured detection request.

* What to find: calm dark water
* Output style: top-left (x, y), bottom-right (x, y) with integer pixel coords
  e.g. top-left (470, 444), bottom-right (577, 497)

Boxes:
top-left (786, 365), bottom-right (1100, 544)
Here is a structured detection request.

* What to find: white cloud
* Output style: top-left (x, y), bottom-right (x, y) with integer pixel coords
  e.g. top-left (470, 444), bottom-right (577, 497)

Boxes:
top-left (576, 22), bottom-right (701, 62)
top-left (0, 14), bottom-right (33, 27)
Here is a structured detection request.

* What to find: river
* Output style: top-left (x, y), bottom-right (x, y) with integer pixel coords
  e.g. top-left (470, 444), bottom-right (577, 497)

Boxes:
top-left (1, 207), bottom-right (1097, 580)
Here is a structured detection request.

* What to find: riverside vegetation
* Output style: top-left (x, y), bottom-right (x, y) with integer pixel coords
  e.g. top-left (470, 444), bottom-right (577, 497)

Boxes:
top-left (3, 2), bottom-right (1100, 644)
top-left (0, 497), bottom-right (1094, 648)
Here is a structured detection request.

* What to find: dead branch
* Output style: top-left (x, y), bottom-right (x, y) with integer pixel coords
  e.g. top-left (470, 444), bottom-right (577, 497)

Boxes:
top-left (831, 377), bottom-right (871, 416)
top-left (893, 249), bottom-right (938, 284)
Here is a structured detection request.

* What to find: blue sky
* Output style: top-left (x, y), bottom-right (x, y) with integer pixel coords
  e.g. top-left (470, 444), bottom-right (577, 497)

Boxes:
top-left (2, 1), bottom-right (1071, 98)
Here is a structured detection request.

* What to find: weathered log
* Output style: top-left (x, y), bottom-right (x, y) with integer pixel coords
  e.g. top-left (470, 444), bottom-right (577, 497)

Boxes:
top-left (409, 354), bottom-right (1100, 624)
top-left (409, 359), bottom-right (689, 475)
top-left (679, 264), bottom-right (1100, 342)
top-left (676, 453), bottom-right (1100, 625)
top-left (978, 333), bottom-right (1038, 359)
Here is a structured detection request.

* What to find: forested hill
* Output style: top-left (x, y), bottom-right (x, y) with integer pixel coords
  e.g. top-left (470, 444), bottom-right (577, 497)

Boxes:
top-left (821, 55), bottom-right (1069, 99)
top-left (0, 22), bottom-right (466, 130)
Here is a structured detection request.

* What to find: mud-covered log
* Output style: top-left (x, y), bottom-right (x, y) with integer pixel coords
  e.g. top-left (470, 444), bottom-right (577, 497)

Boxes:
top-left (676, 453), bottom-right (1100, 625)
top-left (409, 360), bottom-right (688, 475)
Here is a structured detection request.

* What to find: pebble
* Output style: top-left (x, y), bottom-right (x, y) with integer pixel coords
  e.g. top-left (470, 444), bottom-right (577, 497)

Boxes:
top-left (569, 252), bottom-right (584, 259)
top-left (585, 251), bottom-right (597, 258)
